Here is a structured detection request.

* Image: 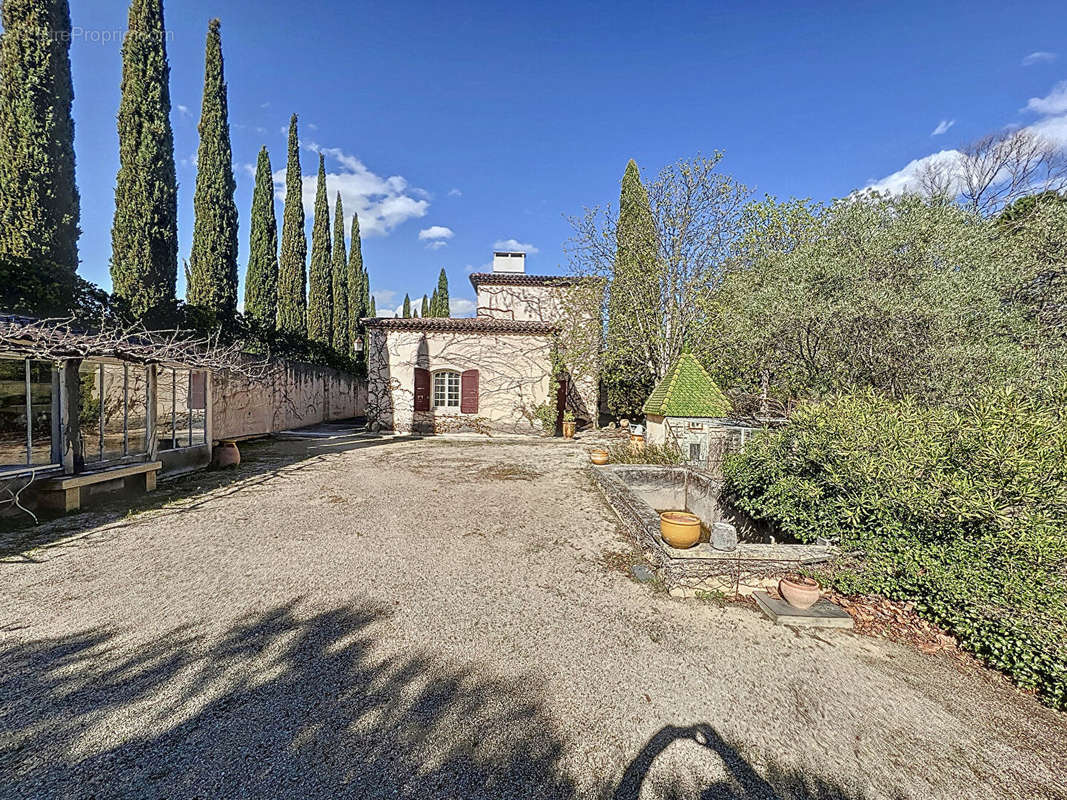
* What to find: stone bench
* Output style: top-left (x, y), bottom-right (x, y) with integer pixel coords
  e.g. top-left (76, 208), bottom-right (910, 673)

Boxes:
top-left (37, 461), bottom-right (163, 513)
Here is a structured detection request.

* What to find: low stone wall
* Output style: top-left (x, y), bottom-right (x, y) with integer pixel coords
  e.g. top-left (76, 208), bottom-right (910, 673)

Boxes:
top-left (591, 464), bottom-right (835, 598)
top-left (213, 361), bottom-right (365, 442)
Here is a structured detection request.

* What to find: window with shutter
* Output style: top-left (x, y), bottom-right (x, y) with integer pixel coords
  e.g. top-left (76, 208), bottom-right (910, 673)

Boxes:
top-left (461, 370), bottom-right (479, 413)
top-left (414, 368), bottom-right (431, 411)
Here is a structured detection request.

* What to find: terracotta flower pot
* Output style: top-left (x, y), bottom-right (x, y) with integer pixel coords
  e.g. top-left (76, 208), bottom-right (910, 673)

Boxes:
top-left (214, 440), bottom-right (241, 468)
top-left (562, 421), bottom-right (576, 439)
top-left (590, 449), bottom-right (609, 466)
top-left (660, 511), bottom-right (701, 549)
top-left (630, 433), bottom-right (645, 451)
top-left (779, 576), bottom-right (821, 610)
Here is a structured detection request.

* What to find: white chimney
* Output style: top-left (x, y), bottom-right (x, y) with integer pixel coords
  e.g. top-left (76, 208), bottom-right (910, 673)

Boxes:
top-left (492, 251), bottom-right (526, 274)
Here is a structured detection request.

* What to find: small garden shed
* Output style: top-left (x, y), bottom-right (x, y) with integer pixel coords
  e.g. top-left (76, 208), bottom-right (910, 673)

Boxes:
top-left (644, 354), bottom-right (745, 467)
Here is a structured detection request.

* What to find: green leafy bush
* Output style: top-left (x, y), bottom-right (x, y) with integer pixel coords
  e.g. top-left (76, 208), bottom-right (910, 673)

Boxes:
top-left (723, 387), bottom-right (1067, 709)
top-left (606, 441), bottom-right (683, 465)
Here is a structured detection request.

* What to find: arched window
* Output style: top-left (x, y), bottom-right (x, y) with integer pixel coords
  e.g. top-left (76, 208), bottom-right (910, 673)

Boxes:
top-left (433, 370), bottom-right (461, 409)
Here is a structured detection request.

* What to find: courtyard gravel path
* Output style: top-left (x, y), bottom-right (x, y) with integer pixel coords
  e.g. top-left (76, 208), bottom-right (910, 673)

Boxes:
top-left (1, 431), bottom-right (1065, 799)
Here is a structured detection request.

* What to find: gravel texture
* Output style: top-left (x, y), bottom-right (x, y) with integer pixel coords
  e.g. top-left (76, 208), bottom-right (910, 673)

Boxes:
top-left (1, 428), bottom-right (1066, 800)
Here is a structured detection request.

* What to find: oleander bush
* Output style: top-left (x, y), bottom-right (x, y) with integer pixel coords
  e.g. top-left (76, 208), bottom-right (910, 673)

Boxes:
top-left (722, 386), bottom-right (1067, 709)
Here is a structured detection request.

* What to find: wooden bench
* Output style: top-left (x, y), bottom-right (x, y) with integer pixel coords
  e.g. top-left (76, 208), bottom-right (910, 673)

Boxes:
top-left (37, 461), bottom-right (163, 513)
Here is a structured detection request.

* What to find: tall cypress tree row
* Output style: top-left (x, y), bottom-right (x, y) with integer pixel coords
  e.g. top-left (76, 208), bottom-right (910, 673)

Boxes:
top-left (0, 0), bottom-right (80, 304)
top-left (331, 192), bottom-right (349, 354)
top-left (402, 293), bottom-right (411, 318)
top-left (421, 294), bottom-right (429, 317)
top-left (307, 153), bottom-right (332, 345)
top-left (186, 18), bottom-right (238, 325)
top-left (110, 0), bottom-right (178, 322)
top-left (346, 211), bottom-right (366, 349)
top-left (433, 268), bottom-right (450, 316)
top-left (277, 114), bottom-right (307, 335)
top-left (605, 158), bottom-right (659, 417)
top-left (243, 146), bottom-right (277, 326)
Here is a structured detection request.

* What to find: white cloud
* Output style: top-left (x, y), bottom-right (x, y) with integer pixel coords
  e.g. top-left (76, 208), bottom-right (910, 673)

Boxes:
top-left (450, 298), bottom-right (476, 317)
top-left (177, 104), bottom-right (190, 116)
top-left (866, 79), bottom-right (1067, 195)
top-left (1024, 81), bottom-right (1067, 116)
top-left (272, 145), bottom-right (430, 237)
top-left (865, 149), bottom-right (965, 195)
top-left (255, 126), bottom-right (267, 135)
top-left (931, 119), bottom-right (955, 136)
top-left (418, 225), bottom-right (454, 241)
top-left (373, 290), bottom-right (397, 306)
top-left (307, 123), bottom-right (319, 131)
top-left (260, 101), bottom-right (271, 109)
top-left (448, 188), bottom-right (463, 198)
top-left (419, 226), bottom-right (454, 250)
top-left (1022, 51), bottom-right (1057, 67)
top-left (240, 163), bottom-right (257, 179)
top-left (493, 238), bottom-right (539, 254)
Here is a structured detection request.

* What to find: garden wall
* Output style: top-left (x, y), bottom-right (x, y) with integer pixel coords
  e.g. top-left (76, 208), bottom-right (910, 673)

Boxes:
top-left (212, 360), bottom-right (365, 441)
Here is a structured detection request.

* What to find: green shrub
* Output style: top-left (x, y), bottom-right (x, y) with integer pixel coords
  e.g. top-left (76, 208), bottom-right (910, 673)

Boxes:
top-left (723, 387), bottom-right (1067, 709)
top-left (606, 441), bottom-right (683, 465)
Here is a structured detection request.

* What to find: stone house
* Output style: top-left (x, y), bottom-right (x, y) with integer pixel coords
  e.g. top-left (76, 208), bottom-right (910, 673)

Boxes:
top-left (364, 252), bottom-right (600, 435)
top-left (643, 353), bottom-right (751, 467)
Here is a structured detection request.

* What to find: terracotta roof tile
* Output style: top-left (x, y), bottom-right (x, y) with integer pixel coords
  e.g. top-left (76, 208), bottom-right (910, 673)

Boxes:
top-left (468, 273), bottom-right (589, 289)
top-left (361, 316), bottom-right (557, 334)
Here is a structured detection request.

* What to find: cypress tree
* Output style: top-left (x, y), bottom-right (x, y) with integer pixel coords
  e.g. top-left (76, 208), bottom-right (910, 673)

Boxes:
top-left (243, 146), bottom-right (277, 326)
top-left (421, 294), bottom-right (429, 317)
top-left (277, 114), bottom-right (307, 335)
top-left (605, 158), bottom-right (659, 417)
top-left (110, 0), bottom-right (178, 323)
top-left (331, 192), bottom-right (349, 354)
top-left (186, 18), bottom-right (238, 325)
top-left (430, 288), bottom-right (438, 317)
top-left (433, 268), bottom-right (450, 316)
top-left (369, 294), bottom-right (376, 317)
top-left (307, 153), bottom-right (332, 345)
top-left (346, 211), bottom-right (366, 348)
top-left (402, 293), bottom-right (411, 318)
top-left (0, 0), bottom-right (80, 300)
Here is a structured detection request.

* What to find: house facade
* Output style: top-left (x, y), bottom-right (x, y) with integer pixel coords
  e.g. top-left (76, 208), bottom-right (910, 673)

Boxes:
top-left (364, 252), bottom-right (600, 435)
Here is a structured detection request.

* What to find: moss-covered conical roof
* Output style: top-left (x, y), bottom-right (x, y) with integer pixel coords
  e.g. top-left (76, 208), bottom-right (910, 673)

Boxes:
top-left (643, 353), bottom-right (731, 418)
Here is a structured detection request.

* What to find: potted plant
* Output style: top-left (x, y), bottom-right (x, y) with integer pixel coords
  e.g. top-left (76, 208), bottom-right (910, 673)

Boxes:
top-left (778, 575), bottom-right (821, 610)
top-left (589, 448), bottom-right (609, 465)
top-left (562, 410), bottom-right (576, 439)
top-left (660, 511), bottom-right (701, 549)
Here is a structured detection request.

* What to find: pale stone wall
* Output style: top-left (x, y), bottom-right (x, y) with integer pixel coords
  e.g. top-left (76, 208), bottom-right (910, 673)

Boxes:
top-left (476, 282), bottom-right (600, 424)
top-left (212, 360), bottom-right (365, 441)
top-left (366, 328), bottom-right (555, 434)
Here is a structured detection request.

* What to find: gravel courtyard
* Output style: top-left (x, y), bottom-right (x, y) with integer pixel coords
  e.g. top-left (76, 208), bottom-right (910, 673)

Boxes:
top-left (2, 427), bottom-right (1065, 800)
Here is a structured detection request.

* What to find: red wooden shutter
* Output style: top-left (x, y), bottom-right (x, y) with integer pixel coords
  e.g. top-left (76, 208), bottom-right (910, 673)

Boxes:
top-left (461, 370), bottom-right (479, 413)
top-left (414, 368), bottom-right (431, 411)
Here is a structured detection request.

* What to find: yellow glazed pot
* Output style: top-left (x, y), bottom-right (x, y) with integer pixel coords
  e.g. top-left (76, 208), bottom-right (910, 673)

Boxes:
top-left (562, 421), bottom-right (576, 439)
top-left (589, 449), bottom-right (609, 466)
top-left (660, 511), bottom-right (701, 549)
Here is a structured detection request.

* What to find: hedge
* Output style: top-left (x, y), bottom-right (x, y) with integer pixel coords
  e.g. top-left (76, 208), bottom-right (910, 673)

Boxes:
top-left (722, 387), bottom-right (1067, 709)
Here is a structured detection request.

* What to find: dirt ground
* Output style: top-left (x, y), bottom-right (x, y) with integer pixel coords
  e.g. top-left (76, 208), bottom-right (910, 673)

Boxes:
top-left (1, 425), bottom-right (1065, 800)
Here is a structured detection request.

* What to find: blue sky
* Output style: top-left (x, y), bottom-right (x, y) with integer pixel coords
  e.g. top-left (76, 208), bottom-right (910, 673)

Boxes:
top-left (64, 0), bottom-right (1067, 316)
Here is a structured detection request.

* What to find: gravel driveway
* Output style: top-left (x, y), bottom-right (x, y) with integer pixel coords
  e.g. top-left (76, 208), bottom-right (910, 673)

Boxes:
top-left (2, 428), bottom-right (1065, 800)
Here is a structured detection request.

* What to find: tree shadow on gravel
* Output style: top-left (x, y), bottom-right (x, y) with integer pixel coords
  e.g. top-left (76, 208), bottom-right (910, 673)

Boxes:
top-left (0, 600), bottom-right (879, 800)
top-left (0, 428), bottom-right (422, 560)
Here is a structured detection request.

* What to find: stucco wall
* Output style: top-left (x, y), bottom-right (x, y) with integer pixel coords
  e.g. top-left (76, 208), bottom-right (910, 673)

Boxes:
top-left (366, 328), bottom-right (554, 434)
top-left (213, 361), bottom-right (365, 441)
top-left (476, 281), bottom-right (600, 424)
